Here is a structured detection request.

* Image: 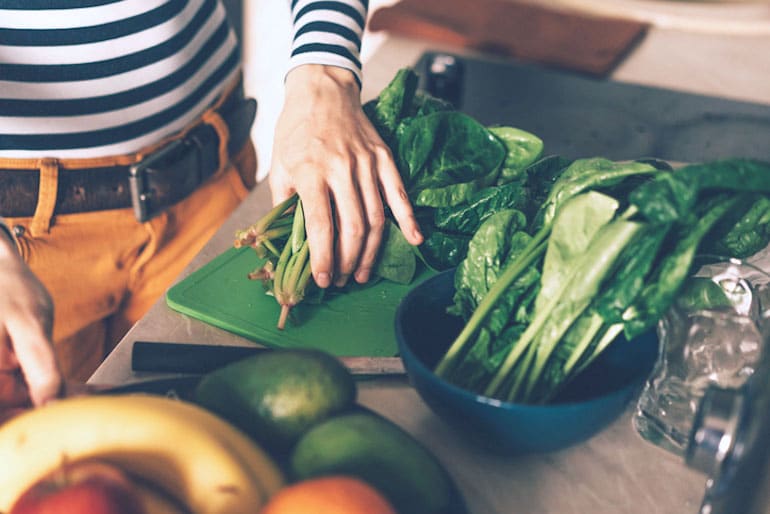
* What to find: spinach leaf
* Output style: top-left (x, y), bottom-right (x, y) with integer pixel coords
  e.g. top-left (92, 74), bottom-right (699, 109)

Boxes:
top-left (373, 220), bottom-right (417, 284)
top-left (630, 159), bottom-right (770, 225)
top-left (675, 277), bottom-right (733, 311)
top-left (487, 126), bottom-right (544, 184)
top-left (364, 67), bottom-right (418, 144)
top-left (683, 158), bottom-right (770, 193)
top-left (623, 193), bottom-right (744, 339)
top-left (444, 211), bottom-right (540, 391)
top-left (396, 111), bottom-right (506, 207)
top-left (415, 159), bottom-right (554, 271)
top-left (483, 193), bottom-right (641, 400)
top-left (524, 155), bottom-right (573, 215)
top-left (592, 224), bottom-right (670, 324)
top-left (628, 171), bottom-right (698, 224)
top-left (702, 196), bottom-right (770, 258)
top-left (448, 210), bottom-right (529, 320)
top-left (407, 90), bottom-right (455, 117)
top-left (434, 181), bottom-right (531, 234)
top-left (535, 158), bottom-right (660, 229)
top-left (515, 217), bottom-right (644, 402)
top-left (534, 191), bottom-right (620, 314)
top-left (415, 225), bottom-right (471, 271)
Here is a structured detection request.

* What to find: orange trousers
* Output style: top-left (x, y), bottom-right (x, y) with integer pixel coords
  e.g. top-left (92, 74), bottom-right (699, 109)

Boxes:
top-left (2, 132), bottom-right (256, 382)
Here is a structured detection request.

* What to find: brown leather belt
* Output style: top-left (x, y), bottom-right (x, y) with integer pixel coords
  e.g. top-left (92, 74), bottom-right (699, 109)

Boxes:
top-left (0, 89), bottom-right (257, 222)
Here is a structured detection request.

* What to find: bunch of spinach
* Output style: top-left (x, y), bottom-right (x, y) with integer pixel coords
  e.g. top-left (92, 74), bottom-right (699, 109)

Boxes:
top-left (236, 67), bottom-right (544, 327)
top-left (435, 157), bottom-right (770, 403)
top-left (364, 68), bottom-right (549, 271)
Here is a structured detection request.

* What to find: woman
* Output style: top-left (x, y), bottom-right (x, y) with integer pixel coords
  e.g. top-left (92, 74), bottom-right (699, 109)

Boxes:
top-left (0, 0), bottom-right (422, 412)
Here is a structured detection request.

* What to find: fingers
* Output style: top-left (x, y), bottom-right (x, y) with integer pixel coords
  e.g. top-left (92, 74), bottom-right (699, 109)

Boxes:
top-left (5, 317), bottom-right (61, 407)
top-left (0, 338), bottom-right (19, 371)
top-left (0, 336), bottom-right (31, 412)
top-left (352, 157), bottom-right (386, 285)
top-left (0, 369), bottom-right (31, 410)
top-left (0, 262), bottom-right (61, 409)
top-left (278, 147), bottom-right (420, 289)
top-left (268, 64), bottom-right (422, 289)
top-left (377, 150), bottom-right (424, 246)
top-left (297, 178), bottom-right (335, 289)
top-left (330, 168), bottom-right (367, 288)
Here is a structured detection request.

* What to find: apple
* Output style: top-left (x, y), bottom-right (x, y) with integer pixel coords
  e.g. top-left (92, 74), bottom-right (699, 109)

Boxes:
top-left (10, 459), bottom-right (146, 514)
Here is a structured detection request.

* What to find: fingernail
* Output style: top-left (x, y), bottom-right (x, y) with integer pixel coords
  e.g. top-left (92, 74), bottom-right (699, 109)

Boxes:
top-left (334, 274), bottom-right (349, 288)
top-left (315, 272), bottom-right (331, 288)
top-left (355, 268), bottom-right (372, 283)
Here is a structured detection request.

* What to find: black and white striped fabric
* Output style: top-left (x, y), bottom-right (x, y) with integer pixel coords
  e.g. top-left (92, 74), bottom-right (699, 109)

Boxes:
top-left (0, 0), bottom-right (367, 159)
top-left (288, 0), bottom-right (367, 87)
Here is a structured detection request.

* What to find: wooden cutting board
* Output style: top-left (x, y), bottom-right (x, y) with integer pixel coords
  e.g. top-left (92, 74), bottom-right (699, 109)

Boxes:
top-left (368, 0), bottom-right (650, 76)
top-left (166, 247), bottom-right (437, 357)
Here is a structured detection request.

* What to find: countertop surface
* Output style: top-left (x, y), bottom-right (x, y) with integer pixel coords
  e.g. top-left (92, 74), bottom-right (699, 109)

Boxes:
top-left (90, 18), bottom-right (770, 514)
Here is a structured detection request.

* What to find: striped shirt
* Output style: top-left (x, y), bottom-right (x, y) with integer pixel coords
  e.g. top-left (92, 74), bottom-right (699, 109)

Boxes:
top-left (0, 0), bottom-right (366, 159)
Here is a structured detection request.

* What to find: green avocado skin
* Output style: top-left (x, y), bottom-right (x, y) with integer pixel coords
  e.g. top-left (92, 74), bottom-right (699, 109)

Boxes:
top-left (290, 410), bottom-right (464, 514)
top-left (193, 349), bottom-right (357, 452)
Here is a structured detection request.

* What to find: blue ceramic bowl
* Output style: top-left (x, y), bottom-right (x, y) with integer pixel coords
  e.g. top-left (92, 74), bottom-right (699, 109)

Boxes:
top-left (395, 268), bottom-right (659, 454)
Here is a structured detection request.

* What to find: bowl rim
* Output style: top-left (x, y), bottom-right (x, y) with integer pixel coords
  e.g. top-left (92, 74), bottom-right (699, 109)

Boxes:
top-left (395, 268), bottom-right (656, 412)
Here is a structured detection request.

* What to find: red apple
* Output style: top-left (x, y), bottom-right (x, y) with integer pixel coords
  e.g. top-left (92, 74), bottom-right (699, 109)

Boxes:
top-left (9, 459), bottom-right (146, 514)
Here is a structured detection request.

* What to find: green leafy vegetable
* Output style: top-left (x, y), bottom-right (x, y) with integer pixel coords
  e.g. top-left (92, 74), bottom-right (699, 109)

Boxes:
top-left (236, 65), bottom-right (770, 402)
top-left (435, 155), bottom-right (770, 404)
top-left (487, 126), bottom-right (544, 184)
top-left (397, 111), bottom-right (507, 207)
top-left (675, 277), bottom-right (733, 312)
top-left (373, 220), bottom-right (418, 285)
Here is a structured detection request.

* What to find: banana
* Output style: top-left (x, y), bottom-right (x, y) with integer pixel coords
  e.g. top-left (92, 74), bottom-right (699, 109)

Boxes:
top-left (133, 477), bottom-right (190, 514)
top-left (143, 394), bottom-right (285, 497)
top-left (0, 394), bottom-right (284, 514)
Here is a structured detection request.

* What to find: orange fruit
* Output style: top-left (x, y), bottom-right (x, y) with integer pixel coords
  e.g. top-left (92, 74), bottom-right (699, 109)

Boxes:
top-left (260, 476), bottom-right (397, 514)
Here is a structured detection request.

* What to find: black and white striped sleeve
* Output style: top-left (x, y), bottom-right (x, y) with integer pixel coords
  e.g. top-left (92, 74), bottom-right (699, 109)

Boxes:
top-left (288, 0), bottom-right (368, 87)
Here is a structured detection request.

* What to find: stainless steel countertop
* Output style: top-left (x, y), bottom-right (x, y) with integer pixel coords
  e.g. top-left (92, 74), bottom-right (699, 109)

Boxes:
top-left (90, 25), bottom-right (770, 514)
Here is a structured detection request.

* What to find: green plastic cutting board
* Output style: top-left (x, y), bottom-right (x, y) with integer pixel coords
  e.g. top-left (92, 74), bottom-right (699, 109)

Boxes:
top-left (166, 247), bottom-right (436, 357)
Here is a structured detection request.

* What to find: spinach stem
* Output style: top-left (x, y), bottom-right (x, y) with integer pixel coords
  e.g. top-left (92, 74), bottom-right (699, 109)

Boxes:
top-left (568, 323), bottom-right (623, 379)
top-left (486, 219), bottom-right (643, 398)
top-left (521, 314), bottom-right (603, 403)
top-left (272, 234), bottom-right (294, 305)
top-left (434, 226), bottom-right (550, 377)
top-left (561, 316), bottom-right (610, 379)
top-left (291, 199), bottom-right (306, 254)
top-left (234, 193), bottom-right (298, 247)
top-left (539, 323), bottom-right (623, 404)
top-left (283, 240), bottom-right (310, 298)
top-left (262, 238), bottom-right (282, 259)
top-left (505, 343), bottom-right (537, 402)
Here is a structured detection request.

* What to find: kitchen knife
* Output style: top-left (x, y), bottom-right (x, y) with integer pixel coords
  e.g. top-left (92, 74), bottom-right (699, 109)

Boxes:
top-left (130, 341), bottom-right (405, 376)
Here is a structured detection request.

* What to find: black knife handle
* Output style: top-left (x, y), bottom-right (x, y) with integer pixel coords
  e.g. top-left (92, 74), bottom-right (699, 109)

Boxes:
top-left (131, 341), bottom-right (267, 374)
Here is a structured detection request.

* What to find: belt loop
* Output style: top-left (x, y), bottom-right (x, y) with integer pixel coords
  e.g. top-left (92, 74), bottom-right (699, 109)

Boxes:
top-left (202, 110), bottom-right (230, 174)
top-left (30, 158), bottom-right (59, 236)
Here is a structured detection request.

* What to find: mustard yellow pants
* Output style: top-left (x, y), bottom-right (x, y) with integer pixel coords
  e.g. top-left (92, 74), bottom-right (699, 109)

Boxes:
top-left (2, 131), bottom-right (256, 382)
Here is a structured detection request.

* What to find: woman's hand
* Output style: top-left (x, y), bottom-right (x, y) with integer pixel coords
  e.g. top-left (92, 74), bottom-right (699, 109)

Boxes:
top-left (0, 235), bottom-right (61, 416)
top-left (269, 64), bottom-right (423, 289)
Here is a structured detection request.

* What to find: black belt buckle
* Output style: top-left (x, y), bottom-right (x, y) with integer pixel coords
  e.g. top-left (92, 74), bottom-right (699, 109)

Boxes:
top-left (129, 138), bottom-right (190, 222)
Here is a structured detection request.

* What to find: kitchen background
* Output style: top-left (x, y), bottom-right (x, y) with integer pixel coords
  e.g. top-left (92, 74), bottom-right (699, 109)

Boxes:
top-left (221, 0), bottom-right (770, 182)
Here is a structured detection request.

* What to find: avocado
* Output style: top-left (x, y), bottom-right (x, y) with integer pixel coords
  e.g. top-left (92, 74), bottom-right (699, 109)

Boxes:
top-left (193, 348), bottom-right (356, 452)
top-left (289, 410), bottom-right (465, 514)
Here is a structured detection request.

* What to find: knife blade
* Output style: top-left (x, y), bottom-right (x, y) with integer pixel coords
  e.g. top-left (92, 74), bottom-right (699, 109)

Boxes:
top-left (87, 375), bottom-right (203, 396)
top-left (130, 341), bottom-right (405, 376)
